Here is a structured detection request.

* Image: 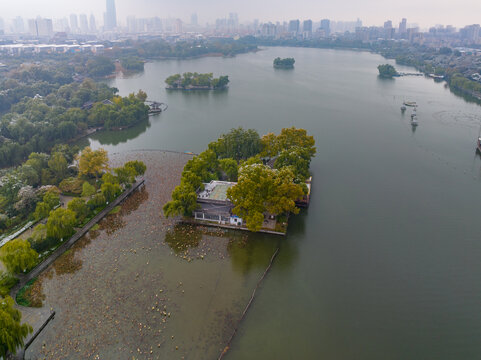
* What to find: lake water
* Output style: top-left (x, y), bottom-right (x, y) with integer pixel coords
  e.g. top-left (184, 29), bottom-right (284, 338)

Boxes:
top-left (37, 47), bottom-right (481, 359)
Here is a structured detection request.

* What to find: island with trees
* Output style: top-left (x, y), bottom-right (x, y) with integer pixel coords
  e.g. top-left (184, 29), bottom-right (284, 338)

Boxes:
top-left (0, 146), bottom-right (146, 357)
top-left (377, 64), bottom-right (399, 78)
top-left (165, 73), bottom-right (230, 90)
top-left (273, 57), bottom-right (296, 69)
top-left (163, 127), bottom-right (314, 234)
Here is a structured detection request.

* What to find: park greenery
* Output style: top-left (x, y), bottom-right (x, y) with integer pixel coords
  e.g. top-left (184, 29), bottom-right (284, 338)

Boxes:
top-left (164, 127), bottom-right (315, 231)
top-left (165, 73), bottom-right (230, 90)
top-left (120, 57), bottom-right (145, 72)
top-left (0, 74), bottom-right (148, 167)
top-left (0, 294), bottom-right (32, 358)
top-left (0, 146), bottom-right (146, 303)
top-left (377, 64), bottom-right (399, 78)
top-left (273, 57), bottom-right (296, 69)
top-left (0, 147), bottom-right (146, 354)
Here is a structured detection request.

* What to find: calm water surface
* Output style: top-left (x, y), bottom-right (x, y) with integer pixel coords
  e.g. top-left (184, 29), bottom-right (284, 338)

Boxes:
top-left (77, 47), bottom-right (481, 358)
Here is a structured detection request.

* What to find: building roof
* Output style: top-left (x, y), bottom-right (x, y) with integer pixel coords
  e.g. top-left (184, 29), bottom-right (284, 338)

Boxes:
top-left (197, 180), bottom-right (236, 202)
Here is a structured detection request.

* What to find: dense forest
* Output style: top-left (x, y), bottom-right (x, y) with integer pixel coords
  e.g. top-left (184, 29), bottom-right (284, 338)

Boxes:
top-left (0, 60), bottom-right (150, 168)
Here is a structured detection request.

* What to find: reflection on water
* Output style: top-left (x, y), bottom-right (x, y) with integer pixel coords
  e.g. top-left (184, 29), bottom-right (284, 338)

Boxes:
top-left (99, 186), bottom-right (149, 236)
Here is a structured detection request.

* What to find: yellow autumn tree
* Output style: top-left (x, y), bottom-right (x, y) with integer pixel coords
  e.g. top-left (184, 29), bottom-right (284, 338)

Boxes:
top-left (77, 147), bottom-right (109, 180)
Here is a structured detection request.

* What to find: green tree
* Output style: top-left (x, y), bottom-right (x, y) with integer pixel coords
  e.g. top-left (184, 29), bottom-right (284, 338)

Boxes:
top-left (101, 182), bottom-right (122, 202)
top-left (33, 189), bottom-right (59, 221)
top-left (124, 160), bottom-right (147, 176)
top-left (0, 239), bottom-right (38, 274)
top-left (0, 295), bottom-right (33, 357)
top-left (113, 166), bottom-right (135, 185)
top-left (81, 181), bottom-right (96, 197)
top-left (67, 198), bottom-right (89, 223)
top-left (377, 64), bottom-right (398, 78)
top-left (274, 146), bottom-right (311, 182)
top-left (48, 152), bottom-right (68, 183)
top-left (227, 164), bottom-right (304, 231)
top-left (46, 208), bottom-right (76, 241)
top-left (209, 127), bottom-right (262, 160)
top-left (18, 165), bottom-right (39, 187)
top-left (163, 183), bottom-right (198, 217)
top-left (219, 158), bottom-right (238, 181)
top-left (87, 193), bottom-right (106, 210)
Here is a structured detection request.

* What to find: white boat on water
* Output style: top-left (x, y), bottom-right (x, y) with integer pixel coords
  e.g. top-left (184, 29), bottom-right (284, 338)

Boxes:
top-left (403, 101), bottom-right (417, 107)
top-left (411, 115), bottom-right (418, 126)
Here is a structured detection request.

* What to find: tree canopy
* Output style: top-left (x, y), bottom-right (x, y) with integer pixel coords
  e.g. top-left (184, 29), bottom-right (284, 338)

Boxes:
top-left (77, 147), bottom-right (109, 180)
top-left (273, 57), bottom-right (295, 68)
top-left (0, 239), bottom-right (38, 274)
top-left (227, 164), bottom-right (304, 231)
top-left (0, 295), bottom-right (33, 357)
top-left (377, 64), bottom-right (398, 78)
top-left (46, 208), bottom-right (77, 241)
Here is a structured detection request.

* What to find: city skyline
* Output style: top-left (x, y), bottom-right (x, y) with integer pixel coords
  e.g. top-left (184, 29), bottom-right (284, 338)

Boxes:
top-left (1, 0), bottom-right (481, 29)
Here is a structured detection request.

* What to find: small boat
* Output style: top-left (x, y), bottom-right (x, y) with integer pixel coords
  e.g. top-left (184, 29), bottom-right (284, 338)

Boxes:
top-left (411, 115), bottom-right (418, 126)
top-left (401, 105), bottom-right (407, 111)
top-left (403, 101), bottom-right (417, 107)
top-left (477, 137), bottom-right (481, 153)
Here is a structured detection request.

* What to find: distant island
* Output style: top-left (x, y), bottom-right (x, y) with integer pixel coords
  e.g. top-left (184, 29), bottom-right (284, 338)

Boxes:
top-left (273, 57), bottom-right (295, 69)
top-left (165, 72), bottom-right (229, 90)
top-left (377, 64), bottom-right (399, 78)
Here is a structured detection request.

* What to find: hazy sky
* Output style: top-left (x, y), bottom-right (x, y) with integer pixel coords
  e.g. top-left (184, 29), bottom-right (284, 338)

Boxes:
top-left (1, 0), bottom-right (481, 28)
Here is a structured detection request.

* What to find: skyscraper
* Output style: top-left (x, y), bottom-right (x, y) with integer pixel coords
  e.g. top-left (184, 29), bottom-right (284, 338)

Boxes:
top-left (320, 19), bottom-right (330, 36)
top-left (303, 20), bottom-right (312, 39)
top-left (79, 14), bottom-right (89, 33)
top-left (89, 14), bottom-right (97, 32)
top-left (104, 0), bottom-right (117, 30)
top-left (191, 13), bottom-right (198, 26)
top-left (70, 14), bottom-right (78, 33)
top-left (399, 18), bottom-right (407, 36)
top-left (12, 17), bottom-right (25, 33)
top-left (288, 20), bottom-right (300, 34)
top-left (303, 20), bottom-right (312, 33)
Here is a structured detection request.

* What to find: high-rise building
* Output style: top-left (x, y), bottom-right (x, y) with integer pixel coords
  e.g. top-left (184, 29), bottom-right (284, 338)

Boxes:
top-left (127, 16), bottom-right (137, 33)
top-left (104, 0), bottom-right (117, 30)
top-left (320, 19), bottom-right (330, 36)
top-left (79, 14), bottom-right (89, 33)
top-left (12, 17), bottom-right (25, 33)
top-left (28, 19), bottom-right (37, 36)
top-left (303, 20), bottom-right (312, 39)
top-left (384, 20), bottom-right (393, 39)
top-left (70, 14), bottom-right (78, 33)
top-left (0, 18), bottom-right (5, 34)
top-left (228, 13), bottom-right (239, 28)
top-left (461, 24), bottom-right (480, 43)
top-left (399, 18), bottom-right (407, 36)
top-left (36, 18), bottom-right (53, 37)
top-left (191, 13), bottom-right (198, 26)
top-left (28, 18), bottom-right (53, 38)
top-left (89, 14), bottom-right (97, 32)
top-left (174, 19), bottom-right (183, 33)
top-left (303, 20), bottom-right (312, 33)
top-left (288, 19), bottom-right (300, 34)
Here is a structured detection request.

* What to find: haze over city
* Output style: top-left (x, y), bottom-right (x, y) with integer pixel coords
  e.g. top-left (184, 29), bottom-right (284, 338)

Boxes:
top-left (2, 0), bottom-right (481, 28)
